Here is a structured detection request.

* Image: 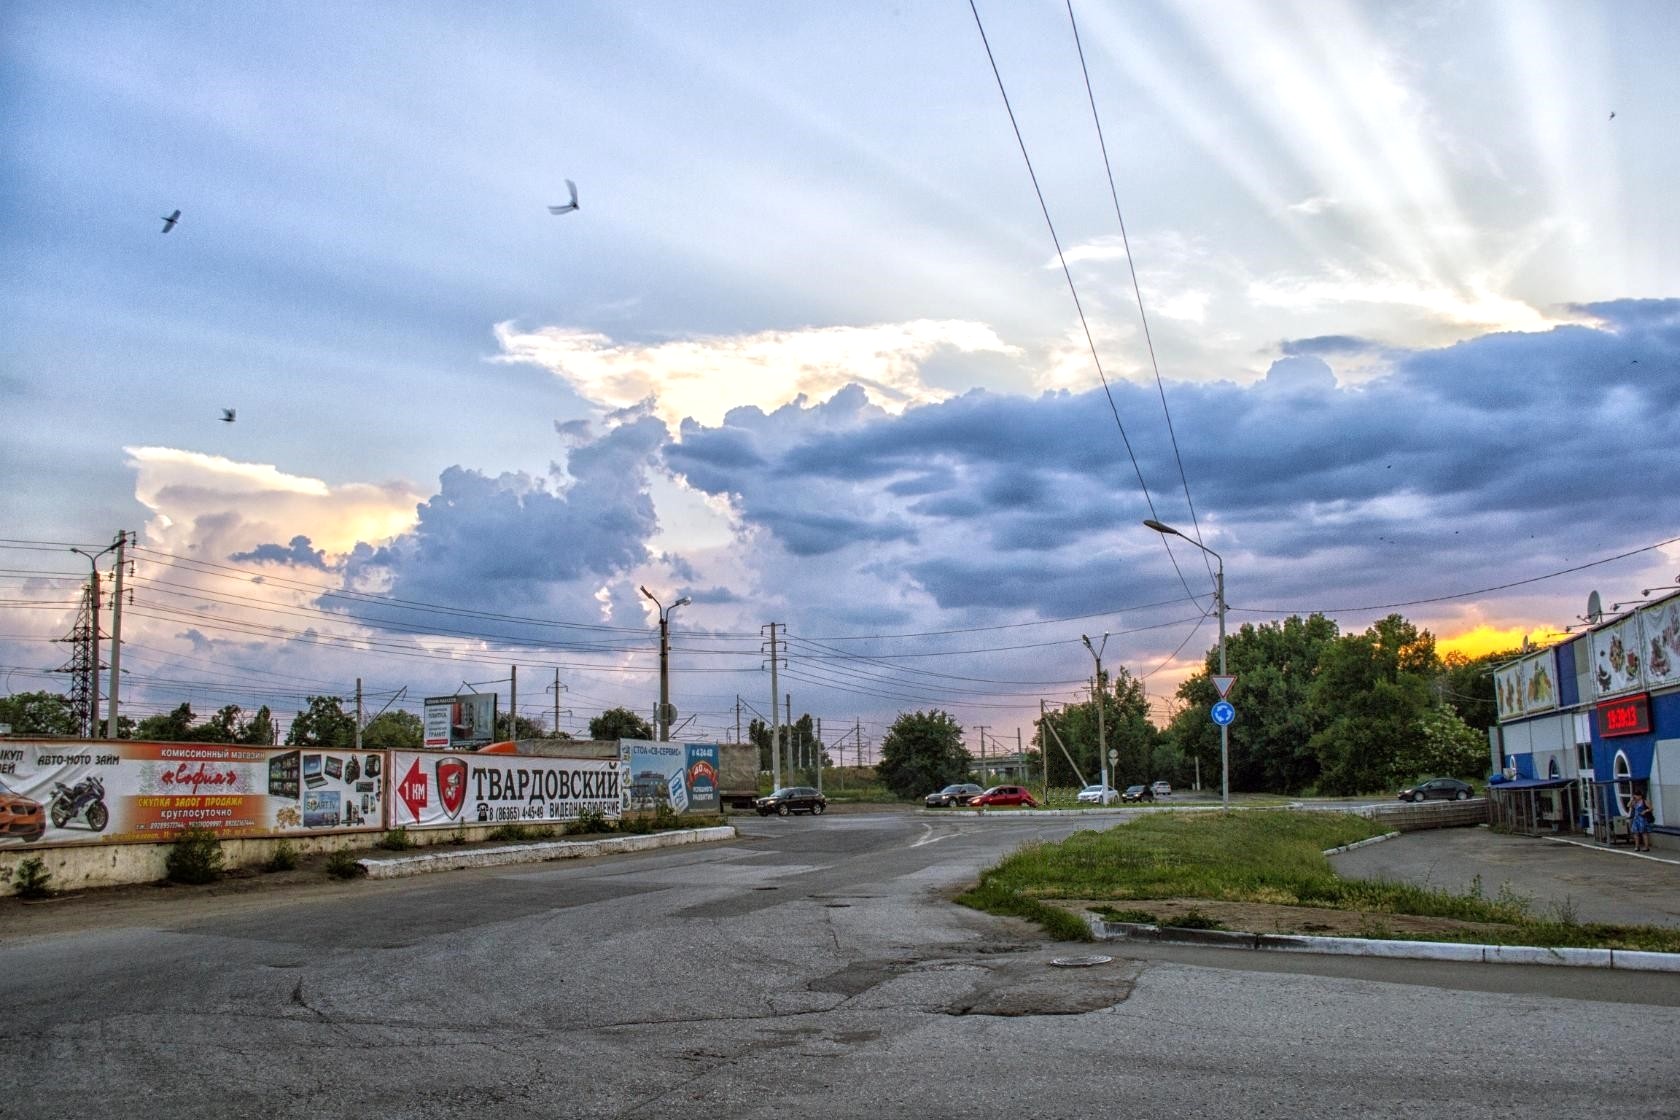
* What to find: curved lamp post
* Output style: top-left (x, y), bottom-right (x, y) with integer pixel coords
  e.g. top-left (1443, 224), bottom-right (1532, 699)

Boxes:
top-left (640, 586), bottom-right (691, 741)
top-left (1143, 519), bottom-right (1227, 813)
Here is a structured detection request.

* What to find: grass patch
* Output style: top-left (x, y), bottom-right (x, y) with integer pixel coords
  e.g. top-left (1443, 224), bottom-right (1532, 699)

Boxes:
top-left (955, 877), bottom-right (1091, 942)
top-left (377, 827), bottom-right (414, 851)
top-left (324, 849), bottom-right (363, 880)
top-left (960, 810), bottom-right (1680, 952)
top-left (1094, 906), bottom-right (1159, 924)
top-left (263, 841), bottom-right (299, 872)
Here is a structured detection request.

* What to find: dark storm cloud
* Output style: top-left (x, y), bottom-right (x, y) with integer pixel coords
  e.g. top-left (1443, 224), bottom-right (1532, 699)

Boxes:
top-left (336, 414), bottom-right (668, 628)
top-left (230, 535), bottom-right (332, 570)
top-left (672, 300), bottom-right (1680, 619)
top-left (1281, 335), bottom-right (1381, 356)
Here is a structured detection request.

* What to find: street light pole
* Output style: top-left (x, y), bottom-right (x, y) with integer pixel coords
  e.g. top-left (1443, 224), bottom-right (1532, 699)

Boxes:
top-left (71, 539), bottom-right (120, 739)
top-left (639, 586), bottom-right (691, 742)
top-left (1143, 519), bottom-right (1228, 814)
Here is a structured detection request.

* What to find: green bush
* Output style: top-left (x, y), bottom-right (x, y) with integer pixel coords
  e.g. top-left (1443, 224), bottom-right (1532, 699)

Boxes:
top-left (378, 827), bottom-right (413, 851)
top-left (13, 856), bottom-right (53, 899)
top-left (325, 849), bottom-right (364, 879)
top-left (165, 826), bottom-right (225, 885)
top-left (264, 841), bottom-right (298, 872)
top-left (565, 806), bottom-right (611, 835)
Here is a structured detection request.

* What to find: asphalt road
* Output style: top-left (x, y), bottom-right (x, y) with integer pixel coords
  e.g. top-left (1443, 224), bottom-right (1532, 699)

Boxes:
top-left (2, 810), bottom-right (1677, 1119)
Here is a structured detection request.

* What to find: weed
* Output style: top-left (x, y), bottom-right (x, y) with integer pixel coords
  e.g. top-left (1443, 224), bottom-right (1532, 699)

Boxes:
top-left (1547, 895), bottom-right (1580, 927)
top-left (1095, 906), bottom-right (1159, 925)
top-left (325, 849), bottom-right (363, 879)
top-left (1355, 914), bottom-right (1395, 940)
top-left (165, 826), bottom-right (225, 885)
top-left (487, 823), bottom-right (552, 842)
top-left (1467, 873), bottom-right (1484, 900)
top-left (1163, 908), bottom-right (1225, 931)
top-left (449, 828), bottom-right (467, 845)
top-left (13, 856), bottom-right (53, 899)
top-left (652, 801), bottom-right (680, 830)
top-left (565, 806), bottom-right (610, 836)
top-left (264, 841), bottom-right (298, 873)
top-left (378, 827), bottom-right (413, 851)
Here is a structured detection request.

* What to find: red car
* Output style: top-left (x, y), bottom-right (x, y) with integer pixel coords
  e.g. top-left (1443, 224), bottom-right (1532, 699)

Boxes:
top-left (969, 785), bottom-right (1038, 808)
top-left (0, 778), bottom-right (46, 843)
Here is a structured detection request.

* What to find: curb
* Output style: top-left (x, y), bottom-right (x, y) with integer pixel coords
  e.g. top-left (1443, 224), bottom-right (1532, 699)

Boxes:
top-left (1086, 915), bottom-right (1680, 973)
top-left (1321, 831), bottom-right (1401, 856)
top-left (917, 805), bottom-right (1222, 819)
top-left (356, 826), bottom-right (737, 880)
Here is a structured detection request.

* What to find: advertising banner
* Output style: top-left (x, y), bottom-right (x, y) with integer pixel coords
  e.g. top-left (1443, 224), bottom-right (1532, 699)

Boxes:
top-left (1592, 612), bottom-right (1650, 697)
top-left (622, 740), bottom-right (719, 813)
top-left (0, 740), bottom-right (382, 848)
top-left (1638, 595), bottom-right (1680, 689)
top-left (422, 694), bottom-right (497, 750)
top-left (388, 750), bottom-right (621, 829)
top-left (1494, 649), bottom-right (1558, 720)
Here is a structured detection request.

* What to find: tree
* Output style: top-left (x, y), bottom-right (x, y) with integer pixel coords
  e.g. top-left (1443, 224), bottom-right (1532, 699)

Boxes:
top-left (286, 695), bottom-right (356, 748)
top-left (1437, 649), bottom-right (1517, 735)
top-left (494, 712), bottom-right (550, 741)
top-left (1165, 613), bottom-right (1340, 795)
top-left (1040, 666), bottom-right (1158, 787)
top-left (0, 690), bottom-right (78, 736)
top-left (135, 702), bottom-right (200, 743)
top-left (238, 705), bottom-right (276, 746)
top-left (1308, 615), bottom-right (1439, 794)
top-left (589, 706), bottom-right (652, 742)
top-left (875, 710), bottom-right (971, 800)
top-left (361, 709), bottom-right (423, 751)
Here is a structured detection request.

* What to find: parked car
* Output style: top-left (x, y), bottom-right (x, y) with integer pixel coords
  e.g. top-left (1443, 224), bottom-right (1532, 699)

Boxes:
top-left (755, 786), bottom-right (828, 816)
top-left (925, 782), bottom-right (984, 807)
top-left (1120, 784), bottom-right (1154, 803)
top-left (0, 778), bottom-right (46, 843)
top-left (1398, 777), bottom-right (1475, 803)
top-left (1076, 784), bottom-right (1119, 804)
top-left (1151, 781), bottom-right (1172, 797)
top-left (969, 785), bottom-right (1038, 808)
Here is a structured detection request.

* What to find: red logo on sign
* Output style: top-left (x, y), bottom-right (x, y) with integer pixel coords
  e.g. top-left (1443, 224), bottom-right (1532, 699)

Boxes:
top-left (436, 757), bottom-right (468, 819)
top-left (397, 758), bottom-right (429, 821)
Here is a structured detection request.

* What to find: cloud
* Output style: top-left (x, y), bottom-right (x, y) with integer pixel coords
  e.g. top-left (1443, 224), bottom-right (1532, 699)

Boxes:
top-left (492, 319), bottom-right (1021, 429)
top-left (1281, 335), bottom-right (1381, 357)
top-left (229, 535), bottom-right (332, 570)
top-left (124, 446), bottom-right (423, 560)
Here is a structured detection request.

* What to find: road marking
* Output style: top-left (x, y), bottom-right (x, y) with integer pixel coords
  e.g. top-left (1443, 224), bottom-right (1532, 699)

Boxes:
top-left (911, 824), bottom-right (955, 849)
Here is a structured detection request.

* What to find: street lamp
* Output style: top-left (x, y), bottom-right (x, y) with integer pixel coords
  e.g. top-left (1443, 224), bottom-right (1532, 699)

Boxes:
top-left (639, 586), bottom-right (691, 742)
top-left (1143, 519), bottom-right (1228, 813)
top-left (71, 539), bottom-right (121, 739)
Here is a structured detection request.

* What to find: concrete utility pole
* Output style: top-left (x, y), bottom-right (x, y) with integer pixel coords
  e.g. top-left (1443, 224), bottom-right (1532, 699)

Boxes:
top-left (509, 664), bottom-right (516, 741)
top-left (765, 623), bottom-right (782, 790)
top-left (105, 530), bottom-right (127, 739)
top-left (974, 725), bottom-right (989, 782)
top-left (549, 670), bottom-right (566, 735)
top-left (1081, 634), bottom-right (1112, 803)
top-left (355, 678), bottom-right (364, 751)
top-left (816, 717), bottom-right (823, 794)
top-left (784, 693), bottom-right (793, 778)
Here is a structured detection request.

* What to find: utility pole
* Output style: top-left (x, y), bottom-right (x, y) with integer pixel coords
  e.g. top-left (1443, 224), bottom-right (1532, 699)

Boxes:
top-left (71, 540), bottom-right (119, 737)
top-left (105, 530), bottom-right (127, 739)
top-left (785, 692), bottom-right (793, 779)
top-left (1040, 700), bottom-right (1049, 800)
top-left (548, 669), bottom-right (566, 736)
top-left (1082, 634), bottom-right (1112, 803)
top-left (509, 664), bottom-right (517, 742)
top-left (641, 587), bottom-right (690, 742)
top-left (735, 696), bottom-right (742, 744)
top-left (815, 717), bottom-right (823, 794)
top-left (355, 678), bottom-right (364, 751)
top-left (855, 717), bottom-right (862, 771)
top-left (973, 725), bottom-right (989, 782)
top-left (765, 623), bottom-right (782, 791)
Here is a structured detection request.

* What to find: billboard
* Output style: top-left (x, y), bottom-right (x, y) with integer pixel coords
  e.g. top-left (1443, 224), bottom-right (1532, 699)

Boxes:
top-left (1493, 648), bottom-right (1558, 720)
top-left (423, 693), bottom-right (498, 750)
top-left (0, 740), bottom-right (382, 848)
top-left (622, 740), bottom-right (721, 814)
top-left (1589, 595), bottom-right (1680, 698)
top-left (388, 750), bottom-right (622, 829)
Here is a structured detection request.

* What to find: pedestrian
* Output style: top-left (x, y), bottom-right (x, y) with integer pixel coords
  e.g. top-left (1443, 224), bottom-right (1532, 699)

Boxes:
top-left (1629, 791), bottom-right (1653, 852)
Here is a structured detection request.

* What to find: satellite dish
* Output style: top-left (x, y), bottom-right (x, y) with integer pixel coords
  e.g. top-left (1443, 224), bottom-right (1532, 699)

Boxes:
top-left (1586, 590), bottom-right (1603, 624)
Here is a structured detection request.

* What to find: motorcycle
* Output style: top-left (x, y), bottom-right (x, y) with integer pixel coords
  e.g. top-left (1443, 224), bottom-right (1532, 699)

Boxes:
top-left (50, 775), bottom-right (109, 832)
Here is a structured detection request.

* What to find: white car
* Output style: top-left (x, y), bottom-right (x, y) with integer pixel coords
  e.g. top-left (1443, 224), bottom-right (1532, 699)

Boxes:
top-left (1151, 781), bottom-right (1172, 797)
top-left (1076, 784), bottom-right (1119, 804)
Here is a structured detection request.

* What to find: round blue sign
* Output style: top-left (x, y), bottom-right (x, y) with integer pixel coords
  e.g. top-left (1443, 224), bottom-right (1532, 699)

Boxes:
top-left (1211, 700), bottom-right (1236, 726)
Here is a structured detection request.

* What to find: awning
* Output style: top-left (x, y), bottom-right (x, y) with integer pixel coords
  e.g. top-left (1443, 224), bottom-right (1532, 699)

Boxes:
top-left (1488, 778), bottom-right (1573, 791)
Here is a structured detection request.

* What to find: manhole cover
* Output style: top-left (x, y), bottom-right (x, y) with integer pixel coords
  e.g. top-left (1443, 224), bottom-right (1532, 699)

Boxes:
top-left (1049, 955), bottom-right (1113, 968)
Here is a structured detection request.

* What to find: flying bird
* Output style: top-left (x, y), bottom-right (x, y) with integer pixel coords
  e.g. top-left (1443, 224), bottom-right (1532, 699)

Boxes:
top-left (161, 209), bottom-right (181, 233)
top-left (1609, 111), bottom-right (1616, 121)
top-left (220, 408), bottom-right (236, 423)
top-left (547, 180), bottom-right (579, 215)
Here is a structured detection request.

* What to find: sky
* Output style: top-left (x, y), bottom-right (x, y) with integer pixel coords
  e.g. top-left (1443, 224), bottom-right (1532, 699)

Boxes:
top-left (3, 1), bottom-right (1677, 757)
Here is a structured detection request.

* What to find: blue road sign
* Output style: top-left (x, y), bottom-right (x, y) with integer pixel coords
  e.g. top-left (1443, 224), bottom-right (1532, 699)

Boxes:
top-left (1211, 700), bottom-right (1236, 726)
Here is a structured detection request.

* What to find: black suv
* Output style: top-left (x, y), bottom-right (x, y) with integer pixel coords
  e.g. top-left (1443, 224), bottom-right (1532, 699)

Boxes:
top-left (755, 786), bottom-right (828, 816)
top-left (925, 783), bottom-right (984, 807)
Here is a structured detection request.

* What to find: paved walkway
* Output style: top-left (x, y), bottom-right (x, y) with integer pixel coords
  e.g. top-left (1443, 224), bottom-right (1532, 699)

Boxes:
top-left (1328, 827), bottom-right (1680, 929)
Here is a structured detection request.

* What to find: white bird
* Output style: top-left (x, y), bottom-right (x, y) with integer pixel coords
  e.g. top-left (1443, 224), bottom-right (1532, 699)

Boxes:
top-left (547, 180), bottom-right (579, 215)
top-left (220, 408), bottom-right (236, 423)
top-left (161, 209), bottom-right (181, 233)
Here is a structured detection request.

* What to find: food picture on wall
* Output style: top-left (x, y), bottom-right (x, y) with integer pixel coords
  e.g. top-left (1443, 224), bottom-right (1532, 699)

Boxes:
top-left (1526, 663), bottom-right (1553, 705)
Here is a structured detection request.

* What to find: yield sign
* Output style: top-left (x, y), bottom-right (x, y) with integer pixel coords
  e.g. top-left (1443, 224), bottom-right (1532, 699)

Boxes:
top-left (1212, 674), bottom-right (1237, 698)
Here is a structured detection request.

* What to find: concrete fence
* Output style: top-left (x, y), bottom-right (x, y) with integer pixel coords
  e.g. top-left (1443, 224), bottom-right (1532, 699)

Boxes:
top-left (1359, 798), bottom-right (1490, 831)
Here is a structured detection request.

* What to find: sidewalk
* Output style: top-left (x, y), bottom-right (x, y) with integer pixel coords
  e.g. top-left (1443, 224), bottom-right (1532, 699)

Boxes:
top-left (1328, 827), bottom-right (1680, 928)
